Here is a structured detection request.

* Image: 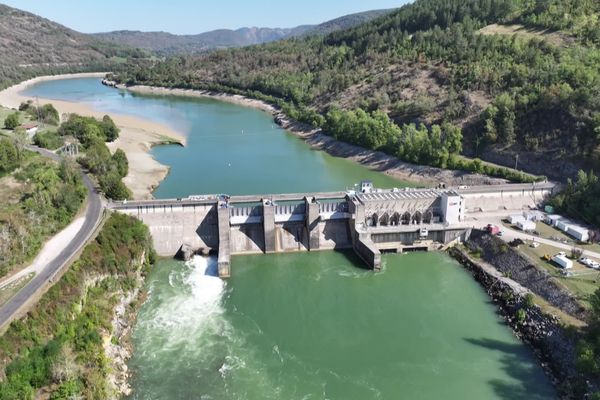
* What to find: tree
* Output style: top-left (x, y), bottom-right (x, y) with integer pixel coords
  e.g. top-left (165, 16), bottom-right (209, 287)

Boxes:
top-left (101, 115), bottom-right (119, 142)
top-left (0, 139), bottom-right (19, 173)
top-left (100, 172), bottom-right (131, 200)
top-left (4, 112), bottom-right (19, 130)
top-left (80, 142), bottom-right (111, 174)
top-left (112, 149), bottom-right (128, 177)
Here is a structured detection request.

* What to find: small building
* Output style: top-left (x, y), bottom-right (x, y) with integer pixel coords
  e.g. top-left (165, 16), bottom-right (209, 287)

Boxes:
top-left (509, 215), bottom-right (525, 225)
top-left (556, 220), bottom-right (574, 233)
top-left (567, 226), bottom-right (590, 243)
top-left (517, 219), bottom-right (536, 232)
top-left (441, 192), bottom-right (464, 225)
top-left (546, 214), bottom-right (563, 226)
top-left (552, 255), bottom-right (573, 270)
top-left (19, 123), bottom-right (38, 136)
top-left (360, 180), bottom-right (374, 194)
top-left (523, 210), bottom-right (544, 221)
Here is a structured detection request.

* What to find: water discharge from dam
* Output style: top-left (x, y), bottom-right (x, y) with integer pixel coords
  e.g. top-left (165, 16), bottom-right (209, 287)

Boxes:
top-left (23, 78), bottom-right (555, 399)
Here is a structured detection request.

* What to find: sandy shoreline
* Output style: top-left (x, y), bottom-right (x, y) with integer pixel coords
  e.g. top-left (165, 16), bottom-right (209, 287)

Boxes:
top-left (0, 73), bottom-right (187, 200)
top-left (125, 84), bottom-right (508, 186)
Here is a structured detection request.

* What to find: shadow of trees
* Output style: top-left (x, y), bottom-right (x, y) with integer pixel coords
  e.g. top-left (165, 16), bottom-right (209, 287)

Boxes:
top-left (464, 337), bottom-right (555, 400)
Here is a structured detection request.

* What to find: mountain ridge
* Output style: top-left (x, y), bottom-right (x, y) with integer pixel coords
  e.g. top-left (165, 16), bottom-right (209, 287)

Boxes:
top-left (90, 9), bottom-right (396, 54)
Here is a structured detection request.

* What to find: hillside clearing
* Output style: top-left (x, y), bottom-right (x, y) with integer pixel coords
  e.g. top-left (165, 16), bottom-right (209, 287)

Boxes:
top-left (479, 23), bottom-right (571, 47)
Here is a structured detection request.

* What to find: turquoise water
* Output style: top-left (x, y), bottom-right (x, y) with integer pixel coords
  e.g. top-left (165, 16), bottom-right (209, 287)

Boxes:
top-left (23, 78), bottom-right (406, 197)
top-left (23, 78), bottom-right (555, 399)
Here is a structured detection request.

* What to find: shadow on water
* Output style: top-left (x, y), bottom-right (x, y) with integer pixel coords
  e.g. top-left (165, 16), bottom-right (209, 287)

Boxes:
top-left (333, 249), bottom-right (373, 271)
top-left (464, 338), bottom-right (555, 400)
top-left (204, 258), bottom-right (219, 277)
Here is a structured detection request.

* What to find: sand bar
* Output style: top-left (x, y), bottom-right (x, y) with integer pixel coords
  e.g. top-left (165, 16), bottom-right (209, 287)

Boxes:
top-left (0, 73), bottom-right (187, 200)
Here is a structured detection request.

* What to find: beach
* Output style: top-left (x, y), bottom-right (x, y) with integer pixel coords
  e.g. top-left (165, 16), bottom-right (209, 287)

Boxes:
top-left (0, 73), bottom-right (187, 200)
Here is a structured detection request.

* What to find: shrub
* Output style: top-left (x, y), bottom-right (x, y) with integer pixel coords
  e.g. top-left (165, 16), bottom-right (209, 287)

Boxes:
top-left (4, 112), bottom-right (19, 130)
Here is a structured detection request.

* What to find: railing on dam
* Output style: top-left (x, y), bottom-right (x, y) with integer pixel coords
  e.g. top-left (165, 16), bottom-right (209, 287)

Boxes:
top-left (275, 203), bottom-right (306, 216)
top-left (229, 206), bottom-right (262, 218)
top-left (319, 201), bottom-right (348, 213)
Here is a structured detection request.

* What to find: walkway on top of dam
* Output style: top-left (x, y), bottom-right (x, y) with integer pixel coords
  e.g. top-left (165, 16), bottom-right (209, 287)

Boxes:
top-left (107, 182), bottom-right (556, 211)
top-left (108, 191), bottom-right (348, 210)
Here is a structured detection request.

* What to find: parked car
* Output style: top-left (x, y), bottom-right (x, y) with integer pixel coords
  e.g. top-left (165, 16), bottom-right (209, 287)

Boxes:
top-left (579, 257), bottom-right (593, 266)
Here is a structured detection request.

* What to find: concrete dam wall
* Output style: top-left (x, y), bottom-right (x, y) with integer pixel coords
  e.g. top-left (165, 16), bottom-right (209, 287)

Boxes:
top-left (110, 182), bottom-right (556, 277)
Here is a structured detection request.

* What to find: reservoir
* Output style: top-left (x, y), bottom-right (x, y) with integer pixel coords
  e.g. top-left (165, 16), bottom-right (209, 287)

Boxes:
top-left (23, 78), bottom-right (555, 399)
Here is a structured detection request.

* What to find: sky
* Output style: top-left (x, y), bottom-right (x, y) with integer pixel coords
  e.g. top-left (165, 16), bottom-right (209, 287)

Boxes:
top-left (4, 0), bottom-right (410, 34)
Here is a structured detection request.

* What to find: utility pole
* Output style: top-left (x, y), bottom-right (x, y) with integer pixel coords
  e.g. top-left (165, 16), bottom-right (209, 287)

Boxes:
top-left (515, 154), bottom-right (519, 171)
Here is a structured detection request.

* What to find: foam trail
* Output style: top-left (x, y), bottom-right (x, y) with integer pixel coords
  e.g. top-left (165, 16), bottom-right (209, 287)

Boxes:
top-left (139, 256), bottom-right (227, 352)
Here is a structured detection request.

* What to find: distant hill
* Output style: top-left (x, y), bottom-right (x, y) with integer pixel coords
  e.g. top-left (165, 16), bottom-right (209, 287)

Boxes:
top-left (90, 9), bottom-right (396, 55)
top-left (296, 9), bottom-right (395, 37)
top-left (0, 3), bottom-right (144, 89)
top-left (91, 27), bottom-right (308, 55)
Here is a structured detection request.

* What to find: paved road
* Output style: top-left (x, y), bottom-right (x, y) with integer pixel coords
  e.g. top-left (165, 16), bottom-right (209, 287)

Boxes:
top-left (466, 212), bottom-right (600, 260)
top-left (0, 146), bottom-right (103, 331)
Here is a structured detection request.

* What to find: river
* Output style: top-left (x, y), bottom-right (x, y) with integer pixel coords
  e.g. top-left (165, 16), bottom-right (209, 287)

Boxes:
top-left (23, 78), bottom-right (555, 399)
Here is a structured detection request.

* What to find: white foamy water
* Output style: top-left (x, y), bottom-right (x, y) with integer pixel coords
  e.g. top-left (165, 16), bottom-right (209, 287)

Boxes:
top-left (134, 256), bottom-right (230, 356)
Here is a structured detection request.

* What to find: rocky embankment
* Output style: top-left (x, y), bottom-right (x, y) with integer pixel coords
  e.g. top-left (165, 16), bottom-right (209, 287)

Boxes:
top-left (466, 230), bottom-right (587, 321)
top-left (449, 245), bottom-right (586, 398)
top-left (275, 113), bottom-right (510, 186)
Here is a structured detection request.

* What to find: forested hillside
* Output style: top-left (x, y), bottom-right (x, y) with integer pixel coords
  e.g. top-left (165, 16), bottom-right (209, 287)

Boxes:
top-left (0, 4), bottom-right (145, 89)
top-left (112, 0), bottom-right (600, 180)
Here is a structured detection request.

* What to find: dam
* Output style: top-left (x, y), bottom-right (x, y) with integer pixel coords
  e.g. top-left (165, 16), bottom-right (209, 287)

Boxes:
top-left (109, 181), bottom-right (555, 277)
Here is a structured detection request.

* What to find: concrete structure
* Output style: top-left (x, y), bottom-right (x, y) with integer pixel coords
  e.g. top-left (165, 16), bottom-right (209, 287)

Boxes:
top-left (19, 123), bottom-right (38, 136)
top-left (441, 192), bottom-right (464, 224)
top-left (110, 182), bottom-right (555, 277)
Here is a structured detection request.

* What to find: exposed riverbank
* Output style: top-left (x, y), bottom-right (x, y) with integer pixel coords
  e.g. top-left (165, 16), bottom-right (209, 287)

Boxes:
top-left (0, 73), bottom-right (187, 200)
top-left (121, 84), bottom-right (510, 187)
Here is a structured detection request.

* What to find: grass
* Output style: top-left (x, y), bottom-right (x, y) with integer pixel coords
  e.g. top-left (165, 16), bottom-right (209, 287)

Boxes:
top-left (518, 242), bottom-right (600, 307)
top-left (479, 23), bottom-right (569, 47)
top-left (456, 154), bottom-right (539, 177)
top-left (0, 273), bottom-right (34, 307)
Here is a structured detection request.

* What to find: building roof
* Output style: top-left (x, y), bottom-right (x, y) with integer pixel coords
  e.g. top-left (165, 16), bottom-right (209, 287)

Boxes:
top-left (19, 123), bottom-right (38, 129)
top-left (355, 188), bottom-right (447, 204)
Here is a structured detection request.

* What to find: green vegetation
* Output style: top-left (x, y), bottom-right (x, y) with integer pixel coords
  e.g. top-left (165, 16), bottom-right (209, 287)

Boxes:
top-left (33, 130), bottom-right (64, 150)
top-left (38, 112), bottom-right (130, 200)
top-left (113, 0), bottom-right (600, 181)
top-left (550, 170), bottom-right (600, 228)
top-left (58, 114), bottom-right (119, 145)
top-left (0, 139), bottom-right (19, 174)
top-left (19, 101), bottom-right (59, 125)
top-left (0, 213), bottom-right (155, 399)
top-left (3, 113), bottom-right (19, 130)
top-left (0, 152), bottom-right (86, 277)
top-left (79, 141), bottom-right (131, 200)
